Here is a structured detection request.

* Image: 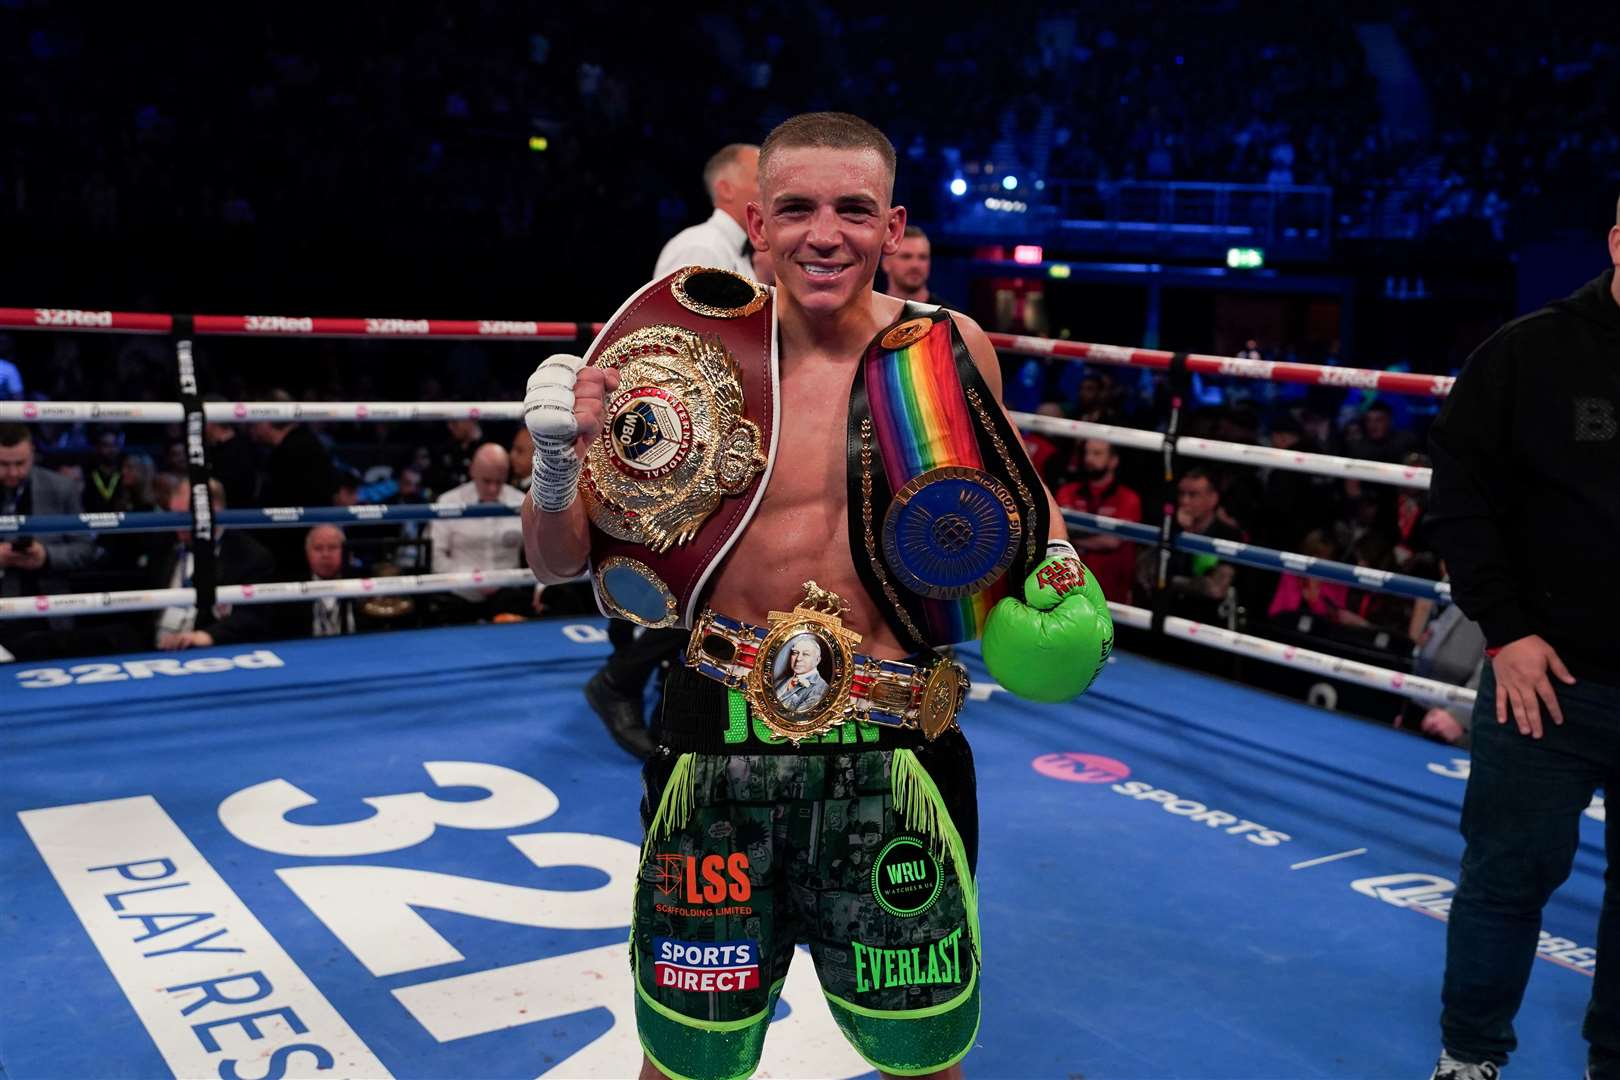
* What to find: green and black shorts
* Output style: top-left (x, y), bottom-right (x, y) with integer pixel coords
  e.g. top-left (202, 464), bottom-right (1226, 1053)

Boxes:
top-left (632, 666), bottom-right (981, 1080)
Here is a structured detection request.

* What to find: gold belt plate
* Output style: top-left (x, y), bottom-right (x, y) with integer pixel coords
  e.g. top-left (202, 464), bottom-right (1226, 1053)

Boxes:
top-left (581, 324), bottom-right (766, 554)
top-left (746, 582), bottom-right (863, 742)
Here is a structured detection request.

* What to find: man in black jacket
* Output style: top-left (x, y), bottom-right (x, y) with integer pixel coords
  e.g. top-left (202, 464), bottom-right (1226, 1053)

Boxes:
top-left (250, 391), bottom-right (338, 581)
top-left (1425, 203), bottom-right (1620, 1080)
top-left (268, 524), bottom-right (359, 640)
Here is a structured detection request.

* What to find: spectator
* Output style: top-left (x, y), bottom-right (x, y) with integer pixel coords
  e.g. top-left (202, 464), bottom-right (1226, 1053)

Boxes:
top-left (1344, 400), bottom-right (1419, 463)
top-left (152, 479), bottom-right (276, 651)
top-left (1055, 438), bottom-right (1143, 605)
top-left (204, 394), bottom-right (260, 509)
top-left (250, 390), bottom-right (339, 580)
top-left (653, 143), bottom-right (761, 280)
top-left (427, 442), bottom-right (528, 623)
top-left (1268, 530), bottom-right (1354, 622)
top-left (0, 423), bottom-right (97, 657)
top-left (270, 525), bottom-right (359, 640)
top-left (881, 225), bottom-right (950, 306)
top-left (1255, 413), bottom-right (1338, 550)
top-left (1138, 466), bottom-right (1244, 624)
top-left (509, 427), bottom-right (533, 495)
top-left (97, 451), bottom-right (166, 582)
top-left (427, 418), bottom-right (482, 495)
top-left (1021, 402), bottom-right (1069, 480)
top-left (1405, 566), bottom-right (1486, 748)
top-left (162, 439), bottom-right (189, 477)
top-left (82, 429), bottom-right (127, 514)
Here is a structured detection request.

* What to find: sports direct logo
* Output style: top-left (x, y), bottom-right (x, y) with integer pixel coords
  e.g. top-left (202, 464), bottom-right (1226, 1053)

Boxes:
top-left (1032, 753), bottom-right (1130, 784)
top-left (653, 938), bottom-right (760, 993)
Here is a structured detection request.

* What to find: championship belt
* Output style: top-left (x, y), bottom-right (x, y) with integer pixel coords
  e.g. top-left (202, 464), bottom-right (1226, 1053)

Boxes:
top-left (686, 581), bottom-right (969, 744)
top-left (846, 305), bottom-right (1050, 647)
top-left (581, 266), bottom-right (777, 628)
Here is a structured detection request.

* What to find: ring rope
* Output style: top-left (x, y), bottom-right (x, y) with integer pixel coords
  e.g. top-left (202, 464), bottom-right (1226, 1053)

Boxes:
top-left (989, 333), bottom-right (1455, 399)
top-left (1107, 601), bottom-right (1473, 709)
top-left (0, 307), bottom-right (599, 342)
top-left (1015, 412), bottom-right (1432, 490)
top-left (0, 502), bottom-right (519, 536)
top-left (5, 305), bottom-right (1450, 398)
top-left (0, 401), bottom-right (525, 424)
top-left (0, 567), bottom-right (540, 621)
top-left (1063, 511), bottom-right (1450, 603)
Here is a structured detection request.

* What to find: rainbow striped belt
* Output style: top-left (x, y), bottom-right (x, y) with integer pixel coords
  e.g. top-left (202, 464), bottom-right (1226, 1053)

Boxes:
top-left (845, 305), bottom-right (1049, 648)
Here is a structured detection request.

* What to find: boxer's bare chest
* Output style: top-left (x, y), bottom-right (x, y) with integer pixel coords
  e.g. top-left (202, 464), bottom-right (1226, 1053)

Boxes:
top-left (704, 352), bottom-right (908, 658)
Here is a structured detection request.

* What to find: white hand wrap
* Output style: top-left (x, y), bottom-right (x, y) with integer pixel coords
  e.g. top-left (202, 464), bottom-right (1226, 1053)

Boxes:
top-left (1046, 538), bottom-right (1079, 561)
top-left (524, 354), bottom-right (587, 512)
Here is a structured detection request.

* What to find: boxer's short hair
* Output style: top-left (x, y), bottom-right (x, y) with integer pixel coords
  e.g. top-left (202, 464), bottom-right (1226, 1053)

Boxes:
top-left (760, 112), bottom-right (896, 198)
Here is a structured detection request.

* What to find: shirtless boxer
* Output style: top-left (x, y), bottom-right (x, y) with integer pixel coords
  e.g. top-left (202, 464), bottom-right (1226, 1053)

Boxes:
top-left (522, 112), bottom-right (1111, 1080)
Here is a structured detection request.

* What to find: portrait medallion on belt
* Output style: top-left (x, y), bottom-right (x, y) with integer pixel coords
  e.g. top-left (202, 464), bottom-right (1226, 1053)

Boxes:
top-left (747, 581), bottom-right (862, 742)
top-left (581, 324), bottom-right (766, 553)
top-left (881, 465), bottom-right (1022, 599)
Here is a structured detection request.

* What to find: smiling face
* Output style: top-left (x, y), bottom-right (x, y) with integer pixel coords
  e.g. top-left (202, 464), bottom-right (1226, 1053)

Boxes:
top-left (747, 146), bottom-right (905, 317)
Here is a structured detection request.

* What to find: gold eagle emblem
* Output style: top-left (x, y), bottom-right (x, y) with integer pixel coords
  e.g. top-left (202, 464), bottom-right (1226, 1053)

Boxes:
top-left (581, 324), bottom-right (765, 553)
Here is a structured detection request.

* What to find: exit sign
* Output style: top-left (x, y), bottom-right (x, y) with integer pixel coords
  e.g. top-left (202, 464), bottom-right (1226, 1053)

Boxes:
top-left (1226, 247), bottom-right (1265, 269)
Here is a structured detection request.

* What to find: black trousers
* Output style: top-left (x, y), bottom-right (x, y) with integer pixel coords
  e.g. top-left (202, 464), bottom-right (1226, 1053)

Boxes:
top-left (601, 621), bottom-right (689, 694)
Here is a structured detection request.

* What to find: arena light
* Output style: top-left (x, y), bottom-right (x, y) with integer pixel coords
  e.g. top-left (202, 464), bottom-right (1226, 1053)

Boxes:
top-left (1226, 246), bottom-right (1264, 269)
top-left (1002, 175), bottom-right (1019, 191)
top-left (528, 135), bottom-right (550, 152)
top-left (949, 177), bottom-right (968, 197)
top-left (1013, 245), bottom-right (1044, 265)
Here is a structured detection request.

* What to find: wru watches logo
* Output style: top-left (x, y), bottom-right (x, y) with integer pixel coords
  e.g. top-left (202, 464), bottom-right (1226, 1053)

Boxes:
top-left (871, 837), bottom-right (942, 918)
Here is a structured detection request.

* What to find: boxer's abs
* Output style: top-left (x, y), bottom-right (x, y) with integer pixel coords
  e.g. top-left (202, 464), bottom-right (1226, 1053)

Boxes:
top-left (703, 367), bottom-right (908, 660)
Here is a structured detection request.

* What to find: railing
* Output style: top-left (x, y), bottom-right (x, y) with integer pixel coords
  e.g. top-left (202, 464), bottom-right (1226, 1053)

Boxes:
top-left (1031, 180), bottom-right (1333, 258)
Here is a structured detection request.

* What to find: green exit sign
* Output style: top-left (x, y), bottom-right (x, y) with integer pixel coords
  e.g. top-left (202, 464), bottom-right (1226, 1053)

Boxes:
top-left (1226, 247), bottom-right (1264, 269)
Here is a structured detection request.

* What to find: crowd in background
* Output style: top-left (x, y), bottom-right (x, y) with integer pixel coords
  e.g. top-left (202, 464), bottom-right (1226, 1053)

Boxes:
top-left (7, 2), bottom-right (1620, 316)
top-left (7, 0), bottom-right (1580, 743)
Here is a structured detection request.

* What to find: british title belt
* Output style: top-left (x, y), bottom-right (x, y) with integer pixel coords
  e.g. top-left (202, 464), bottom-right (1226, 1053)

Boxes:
top-left (686, 581), bottom-right (968, 744)
top-left (845, 304), bottom-right (1050, 648)
top-left (580, 266), bottom-right (777, 628)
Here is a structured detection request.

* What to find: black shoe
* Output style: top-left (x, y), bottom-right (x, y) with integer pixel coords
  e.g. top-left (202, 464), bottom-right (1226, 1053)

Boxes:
top-left (585, 670), bottom-right (656, 760)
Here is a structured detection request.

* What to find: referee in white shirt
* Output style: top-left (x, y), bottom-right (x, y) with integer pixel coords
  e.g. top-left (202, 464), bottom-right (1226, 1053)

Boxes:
top-left (651, 143), bottom-right (761, 281)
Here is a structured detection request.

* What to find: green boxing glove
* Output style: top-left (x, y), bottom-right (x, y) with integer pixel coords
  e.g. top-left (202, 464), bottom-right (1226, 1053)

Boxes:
top-left (982, 539), bottom-right (1114, 702)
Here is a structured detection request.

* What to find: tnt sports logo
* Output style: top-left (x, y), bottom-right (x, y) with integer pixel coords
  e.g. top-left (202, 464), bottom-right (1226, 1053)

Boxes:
top-left (608, 387), bottom-right (693, 478)
top-left (1032, 752), bottom-right (1131, 784)
top-left (1035, 558), bottom-right (1084, 597)
top-left (651, 853), bottom-right (751, 905)
top-left (871, 837), bottom-right (942, 918)
top-left (653, 938), bottom-right (760, 993)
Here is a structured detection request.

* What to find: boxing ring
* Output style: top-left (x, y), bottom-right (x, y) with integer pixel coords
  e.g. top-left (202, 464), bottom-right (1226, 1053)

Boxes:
top-left (0, 306), bottom-right (1602, 1078)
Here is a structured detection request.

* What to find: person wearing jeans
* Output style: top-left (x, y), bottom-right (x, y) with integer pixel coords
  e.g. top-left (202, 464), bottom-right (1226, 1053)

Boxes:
top-left (1440, 664), bottom-right (1618, 1076)
top-left (1426, 206), bottom-right (1620, 1079)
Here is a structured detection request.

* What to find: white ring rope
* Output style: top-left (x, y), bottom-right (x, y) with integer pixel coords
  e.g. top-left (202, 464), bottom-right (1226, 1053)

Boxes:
top-left (1107, 602), bottom-right (1473, 709)
top-left (1014, 412), bottom-right (1432, 490)
top-left (0, 568), bottom-right (541, 620)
